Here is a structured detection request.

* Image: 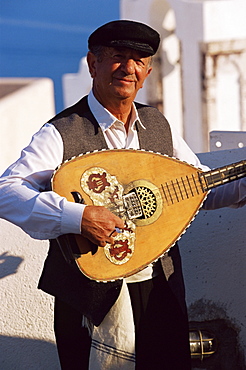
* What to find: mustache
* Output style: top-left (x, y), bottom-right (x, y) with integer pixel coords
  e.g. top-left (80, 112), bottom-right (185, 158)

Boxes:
top-left (113, 73), bottom-right (137, 82)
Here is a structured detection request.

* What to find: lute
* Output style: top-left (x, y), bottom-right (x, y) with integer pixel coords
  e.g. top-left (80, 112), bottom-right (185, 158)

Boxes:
top-left (52, 149), bottom-right (246, 282)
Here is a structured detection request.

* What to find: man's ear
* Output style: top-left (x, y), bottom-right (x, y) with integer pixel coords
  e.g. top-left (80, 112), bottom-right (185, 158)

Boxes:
top-left (87, 51), bottom-right (97, 78)
top-left (139, 66), bottom-right (153, 90)
top-left (147, 66), bottom-right (153, 78)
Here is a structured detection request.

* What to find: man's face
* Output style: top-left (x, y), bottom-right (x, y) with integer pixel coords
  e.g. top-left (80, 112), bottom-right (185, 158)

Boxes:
top-left (87, 47), bottom-right (152, 106)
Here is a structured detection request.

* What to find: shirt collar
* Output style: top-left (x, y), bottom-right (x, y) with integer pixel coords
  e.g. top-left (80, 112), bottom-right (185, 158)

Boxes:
top-left (87, 90), bottom-right (146, 131)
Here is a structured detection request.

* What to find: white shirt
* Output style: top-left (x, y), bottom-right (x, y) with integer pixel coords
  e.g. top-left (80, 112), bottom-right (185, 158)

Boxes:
top-left (0, 90), bottom-right (245, 249)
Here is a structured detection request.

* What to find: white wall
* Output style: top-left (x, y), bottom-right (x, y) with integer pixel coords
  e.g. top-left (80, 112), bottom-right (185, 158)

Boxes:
top-left (0, 219), bottom-right (60, 369)
top-left (168, 0), bottom-right (246, 152)
top-left (179, 147), bottom-right (246, 358)
top-left (121, 0), bottom-right (246, 153)
top-left (62, 57), bottom-right (92, 109)
top-left (0, 78), bottom-right (59, 369)
top-left (0, 78), bottom-right (55, 175)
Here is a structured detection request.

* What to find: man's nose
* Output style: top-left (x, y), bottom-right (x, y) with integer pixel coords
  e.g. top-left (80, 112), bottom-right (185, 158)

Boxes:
top-left (121, 59), bottom-right (135, 74)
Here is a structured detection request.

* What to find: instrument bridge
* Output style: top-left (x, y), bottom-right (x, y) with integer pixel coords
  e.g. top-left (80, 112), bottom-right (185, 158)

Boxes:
top-left (124, 179), bottom-right (163, 226)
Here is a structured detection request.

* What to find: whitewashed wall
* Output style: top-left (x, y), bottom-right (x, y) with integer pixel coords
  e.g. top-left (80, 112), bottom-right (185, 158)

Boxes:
top-left (0, 79), bottom-right (59, 368)
top-left (180, 147), bottom-right (246, 360)
top-left (0, 78), bottom-right (55, 175)
top-left (0, 220), bottom-right (60, 369)
top-left (121, 0), bottom-right (246, 153)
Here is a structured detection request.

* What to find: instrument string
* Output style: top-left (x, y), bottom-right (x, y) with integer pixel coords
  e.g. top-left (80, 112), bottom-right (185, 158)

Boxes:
top-left (160, 174), bottom-right (202, 206)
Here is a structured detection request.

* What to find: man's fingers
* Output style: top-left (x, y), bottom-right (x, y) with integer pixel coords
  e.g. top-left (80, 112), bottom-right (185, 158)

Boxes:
top-left (94, 228), bottom-right (121, 247)
top-left (81, 205), bottom-right (125, 247)
top-left (108, 229), bottom-right (118, 237)
top-left (115, 217), bottom-right (125, 229)
top-left (103, 230), bottom-right (117, 245)
top-left (98, 240), bottom-right (107, 247)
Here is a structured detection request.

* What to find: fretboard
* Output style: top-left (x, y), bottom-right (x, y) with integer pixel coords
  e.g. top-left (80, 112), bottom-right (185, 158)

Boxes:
top-left (199, 160), bottom-right (246, 192)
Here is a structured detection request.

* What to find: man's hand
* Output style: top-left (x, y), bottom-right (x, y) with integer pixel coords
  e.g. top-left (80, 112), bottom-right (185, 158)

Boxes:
top-left (81, 206), bottom-right (125, 247)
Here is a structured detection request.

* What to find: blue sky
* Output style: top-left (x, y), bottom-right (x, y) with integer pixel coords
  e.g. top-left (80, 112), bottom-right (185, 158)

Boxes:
top-left (0, 0), bottom-right (120, 111)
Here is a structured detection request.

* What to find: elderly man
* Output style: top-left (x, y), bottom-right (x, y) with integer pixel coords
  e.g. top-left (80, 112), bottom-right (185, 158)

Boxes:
top-left (0, 20), bottom-right (245, 370)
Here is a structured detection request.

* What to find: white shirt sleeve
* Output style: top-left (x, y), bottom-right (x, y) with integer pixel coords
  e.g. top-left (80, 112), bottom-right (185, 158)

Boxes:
top-left (170, 123), bottom-right (209, 171)
top-left (202, 177), bottom-right (246, 210)
top-left (0, 123), bottom-right (85, 240)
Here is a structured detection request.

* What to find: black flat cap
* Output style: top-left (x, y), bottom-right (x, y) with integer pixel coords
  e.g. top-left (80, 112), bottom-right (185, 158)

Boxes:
top-left (88, 20), bottom-right (160, 56)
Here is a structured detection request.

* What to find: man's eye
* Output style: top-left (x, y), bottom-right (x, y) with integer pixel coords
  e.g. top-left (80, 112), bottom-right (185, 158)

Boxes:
top-left (136, 59), bottom-right (145, 66)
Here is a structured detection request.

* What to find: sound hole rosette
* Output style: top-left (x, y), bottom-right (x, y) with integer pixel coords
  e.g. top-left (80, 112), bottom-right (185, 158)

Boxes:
top-left (124, 180), bottom-right (163, 226)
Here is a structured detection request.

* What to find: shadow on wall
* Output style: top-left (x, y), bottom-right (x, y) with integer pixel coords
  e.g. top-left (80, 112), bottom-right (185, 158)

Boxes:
top-left (0, 335), bottom-right (60, 369)
top-left (0, 252), bottom-right (23, 279)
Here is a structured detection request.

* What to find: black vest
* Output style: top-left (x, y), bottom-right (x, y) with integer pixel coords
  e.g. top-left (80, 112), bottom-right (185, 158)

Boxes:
top-left (38, 96), bottom-right (186, 326)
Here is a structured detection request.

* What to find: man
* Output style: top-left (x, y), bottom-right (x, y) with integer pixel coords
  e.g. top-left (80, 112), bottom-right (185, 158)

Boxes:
top-left (0, 20), bottom-right (245, 370)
